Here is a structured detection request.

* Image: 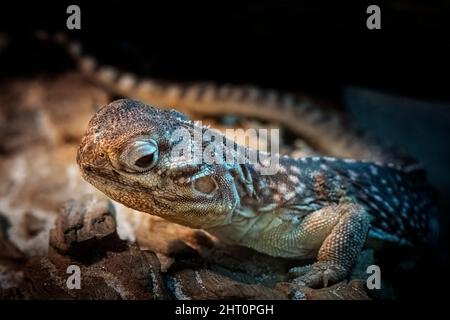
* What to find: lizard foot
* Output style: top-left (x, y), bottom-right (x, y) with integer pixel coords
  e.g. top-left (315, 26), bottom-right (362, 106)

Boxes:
top-left (289, 262), bottom-right (348, 288)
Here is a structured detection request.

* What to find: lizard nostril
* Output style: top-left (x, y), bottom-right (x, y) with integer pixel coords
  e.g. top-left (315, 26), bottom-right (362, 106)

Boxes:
top-left (83, 165), bottom-right (93, 173)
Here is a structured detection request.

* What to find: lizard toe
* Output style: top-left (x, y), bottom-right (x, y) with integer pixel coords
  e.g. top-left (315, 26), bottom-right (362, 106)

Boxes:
top-left (291, 262), bottom-right (348, 288)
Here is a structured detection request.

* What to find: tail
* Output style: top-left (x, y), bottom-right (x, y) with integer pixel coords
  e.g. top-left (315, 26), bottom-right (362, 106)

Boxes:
top-left (29, 30), bottom-right (402, 164)
top-left (402, 163), bottom-right (440, 247)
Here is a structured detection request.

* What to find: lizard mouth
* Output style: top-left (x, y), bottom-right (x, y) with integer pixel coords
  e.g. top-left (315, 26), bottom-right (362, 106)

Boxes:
top-left (81, 160), bottom-right (219, 196)
top-left (154, 163), bottom-right (215, 186)
top-left (80, 164), bottom-right (151, 191)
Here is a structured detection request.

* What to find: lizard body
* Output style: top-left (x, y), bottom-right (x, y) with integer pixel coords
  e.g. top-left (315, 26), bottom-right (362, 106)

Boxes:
top-left (77, 99), bottom-right (437, 288)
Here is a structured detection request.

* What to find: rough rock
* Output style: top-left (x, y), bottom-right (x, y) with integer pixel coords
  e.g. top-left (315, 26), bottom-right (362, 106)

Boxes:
top-left (0, 214), bottom-right (25, 265)
top-left (0, 213), bottom-right (26, 298)
top-left (0, 144), bottom-right (99, 256)
top-left (0, 72), bottom-right (108, 153)
top-left (167, 269), bottom-right (288, 300)
top-left (276, 280), bottom-right (371, 300)
top-left (130, 212), bottom-right (216, 257)
top-left (18, 247), bottom-right (167, 300)
top-left (49, 195), bottom-right (117, 256)
top-left (17, 195), bottom-right (168, 299)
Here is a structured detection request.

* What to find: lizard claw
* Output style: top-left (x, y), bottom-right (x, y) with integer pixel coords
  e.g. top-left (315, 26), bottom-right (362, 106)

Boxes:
top-left (289, 262), bottom-right (348, 288)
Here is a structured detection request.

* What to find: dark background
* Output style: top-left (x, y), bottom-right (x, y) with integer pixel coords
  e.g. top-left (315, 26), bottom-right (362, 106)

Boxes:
top-left (1, 0), bottom-right (449, 101)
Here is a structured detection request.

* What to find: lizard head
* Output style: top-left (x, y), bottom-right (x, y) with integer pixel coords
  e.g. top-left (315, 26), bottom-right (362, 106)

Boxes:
top-left (77, 99), bottom-right (240, 228)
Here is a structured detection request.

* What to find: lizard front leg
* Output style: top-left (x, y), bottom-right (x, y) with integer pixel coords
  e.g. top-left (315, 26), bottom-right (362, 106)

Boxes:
top-left (290, 203), bottom-right (370, 288)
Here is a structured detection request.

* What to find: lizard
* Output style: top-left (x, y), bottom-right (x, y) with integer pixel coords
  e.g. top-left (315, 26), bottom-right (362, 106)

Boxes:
top-left (77, 99), bottom-right (438, 288)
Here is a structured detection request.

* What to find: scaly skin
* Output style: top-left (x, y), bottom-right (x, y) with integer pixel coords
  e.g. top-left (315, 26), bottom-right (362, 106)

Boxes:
top-left (77, 99), bottom-right (437, 288)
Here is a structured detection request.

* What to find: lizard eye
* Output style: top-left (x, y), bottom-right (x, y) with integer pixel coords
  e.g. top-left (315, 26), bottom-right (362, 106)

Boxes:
top-left (120, 138), bottom-right (158, 172)
top-left (135, 153), bottom-right (155, 168)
